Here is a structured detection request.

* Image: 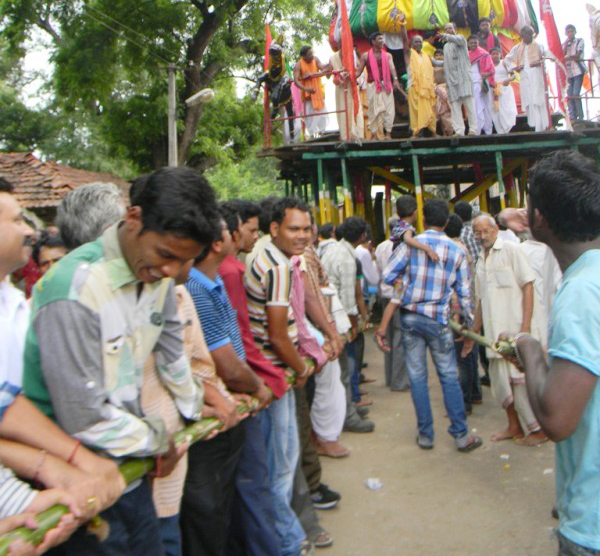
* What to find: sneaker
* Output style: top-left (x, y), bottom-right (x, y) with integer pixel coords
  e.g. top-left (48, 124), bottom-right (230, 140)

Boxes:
top-left (356, 405), bottom-right (370, 418)
top-left (416, 434), bottom-right (434, 450)
top-left (310, 484), bottom-right (341, 510)
top-left (343, 415), bottom-right (375, 433)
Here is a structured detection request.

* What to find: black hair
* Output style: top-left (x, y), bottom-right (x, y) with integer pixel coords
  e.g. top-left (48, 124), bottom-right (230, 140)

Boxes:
top-left (444, 213), bottom-right (463, 239)
top-left (130, 167), bottom-right (221, 246)
top-left (565, 24), bottom-right (576, 33)
top-left (219, 203), bottom-right (241, 236)
top-left (271, 197), bottom-right (310, 225)
top-left (299, 45), bottom-right (312, 57)
top-left (479, 17), bottom-right (491, 24)
top-left (319, 223), bottom-right (334, 239)
top-left (423, 199), bottom-right (450, 227)
top-left (0, 177), bottom-right (14, 193)
top-left (434, 49), bottom-right (444, 56)
top-left (334, 224), bottom-right (344, 239)
top-left (490, 47), bottom-right (501, 54)
top-left (529, 150), bottom-right (600, 243)
top-left (337, 217), bottom-right (367, 243)
top-left (222, 200), bottom-right (261, 224)
top-left (454, 201), bottom-right (473, 222)
top-left (32, 231), bottom-right (65, 265)
top-left (258, 196), bottom-right (280, 234)
top-left (468, 35), bottom-right (480, 42)
top-left (396, 195), bottom-right (417, 218)
top-left (369, 32), bottom-right (383, 44)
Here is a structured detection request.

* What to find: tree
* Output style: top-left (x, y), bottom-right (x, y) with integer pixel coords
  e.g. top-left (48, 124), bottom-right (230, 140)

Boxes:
top-left (0, 0), bottom-right (327, 171)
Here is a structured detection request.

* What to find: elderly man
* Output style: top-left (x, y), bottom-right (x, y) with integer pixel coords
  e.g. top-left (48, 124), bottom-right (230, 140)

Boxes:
top-left (23, 167), bottom-right (219, 555)
top-left (57, 182), bottom-right (126, 250)
top-left (399, 21), bottom-right (436, 137)
top-left (440, 22), bottom-right (478, 136)
top-left (505, 25), bottom-right (553, 132)
top-left (506, 150), bottom-right (600, 555)
top-left (355, 32), bottom-right (403, 140)
top-left (470, 213), bottom-right (547, 446)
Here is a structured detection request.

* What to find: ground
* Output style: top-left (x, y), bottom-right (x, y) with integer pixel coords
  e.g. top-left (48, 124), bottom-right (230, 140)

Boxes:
top-left (317, 332), bottom-right (557, 555)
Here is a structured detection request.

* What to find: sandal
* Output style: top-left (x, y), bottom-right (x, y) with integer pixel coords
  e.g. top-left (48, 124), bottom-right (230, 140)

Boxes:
top-left (299, 540), bottom-right (315, 555)
top-left (456, 434), bottom-right (483, 453)
top-left (313, 531), bottom-right (334, 548)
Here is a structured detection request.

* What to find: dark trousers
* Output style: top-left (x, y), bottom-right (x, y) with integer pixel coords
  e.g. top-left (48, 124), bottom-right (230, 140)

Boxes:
top-left (228, 417), bottom-right (281, 556)
top-left (180, 424), bottom-right (245, 556)
top-left (567, 75), bottom-right (584, 121)
top-left (48, 479), bottom-right (164, 556)
top-left (294, 386), bottom-right (321, 493)
top-left (455, 340), bottom-right (479, 412)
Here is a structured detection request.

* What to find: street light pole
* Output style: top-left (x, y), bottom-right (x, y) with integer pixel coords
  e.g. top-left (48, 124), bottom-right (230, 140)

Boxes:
top-left (167, 65), bottom-right (178, 167)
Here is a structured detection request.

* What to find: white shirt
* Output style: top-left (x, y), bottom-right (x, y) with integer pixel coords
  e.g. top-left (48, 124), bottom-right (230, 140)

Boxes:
top-left (0, 280), bottom-right (29, 389)
top-left (375, 239), bottom-right (394, 298)
top-left (356, 244), bottom-right (380, 287)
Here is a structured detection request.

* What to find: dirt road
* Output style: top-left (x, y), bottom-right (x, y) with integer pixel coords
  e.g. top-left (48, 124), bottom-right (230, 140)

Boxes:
top-left (316, 334), bottom-right (557, 555)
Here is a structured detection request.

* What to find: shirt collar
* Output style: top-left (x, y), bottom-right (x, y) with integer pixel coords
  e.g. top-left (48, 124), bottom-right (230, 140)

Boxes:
top-left (340, 238), bottom-right (356, 256)
top-left (189, 266), bottom-right (224, 291)
top-left (101, 223), bottom-right (140, 290)
top-left (265, 240), bottom-right (291, 265)
top-left (491, 236), bottom-right (505, 251)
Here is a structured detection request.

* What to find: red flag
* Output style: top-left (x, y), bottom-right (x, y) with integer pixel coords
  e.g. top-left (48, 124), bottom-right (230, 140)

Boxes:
top-left (538, 0), bottom-right (570, 124)
top-left (264, 24), bottom-right (272, 71)
top-left (339, 0), bottom-right (360, 119)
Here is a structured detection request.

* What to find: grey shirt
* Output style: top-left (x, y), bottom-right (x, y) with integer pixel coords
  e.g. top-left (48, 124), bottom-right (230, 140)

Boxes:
top-left (443, 34), bottom-right (474, 102)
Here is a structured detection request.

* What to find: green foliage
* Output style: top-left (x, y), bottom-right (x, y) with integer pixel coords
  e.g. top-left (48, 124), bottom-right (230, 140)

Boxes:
top-left (206, 151), bottom-right (284, 200)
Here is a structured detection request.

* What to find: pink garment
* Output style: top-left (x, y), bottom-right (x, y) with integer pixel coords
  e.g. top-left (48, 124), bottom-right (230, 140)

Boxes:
top-left (368, 48), bottom-right (392, 94)
top-left (290, 256), bottom-right (328, 369)
top-left (469, 46), bottom-right (496, 87)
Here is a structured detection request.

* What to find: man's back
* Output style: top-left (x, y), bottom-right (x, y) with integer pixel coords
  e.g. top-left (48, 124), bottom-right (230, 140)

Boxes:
top-left (384, 229), bottom-right (471, 325)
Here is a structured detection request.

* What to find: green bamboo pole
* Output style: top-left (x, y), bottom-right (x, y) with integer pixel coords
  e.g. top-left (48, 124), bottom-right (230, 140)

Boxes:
top-left (0, 397), bottom-right (261, 555)
top-left (448, 320), bottom-right (515, 357)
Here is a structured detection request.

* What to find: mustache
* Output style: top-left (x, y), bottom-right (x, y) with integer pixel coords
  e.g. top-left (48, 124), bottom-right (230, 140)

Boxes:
top-left (23, 237), bottom-right (33, 247)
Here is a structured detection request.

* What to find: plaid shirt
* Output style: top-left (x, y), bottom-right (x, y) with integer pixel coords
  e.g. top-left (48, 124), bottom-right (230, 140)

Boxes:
top-left (460, 221), bottom-right (480, 266)
top-left (320, 239), bottom-right (358, 316)
top-left (383, 229), bottom-right (473, 326)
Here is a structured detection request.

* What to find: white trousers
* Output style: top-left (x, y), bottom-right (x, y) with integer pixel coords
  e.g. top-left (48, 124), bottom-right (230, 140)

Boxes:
top-left (450, 96), bottom-right (477, 136)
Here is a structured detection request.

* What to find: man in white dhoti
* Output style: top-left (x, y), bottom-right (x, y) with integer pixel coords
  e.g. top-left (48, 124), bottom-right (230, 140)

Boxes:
top-left (355, 32), bottom-right (403, 140)
top-left (491, 47), bottom-right (517, 134)
top-left (329, 49), bottom-right (364, 141)
top-left (505, 26), bottom-right (553, 132)
top-left (469, 214), bottom-right (548, 446)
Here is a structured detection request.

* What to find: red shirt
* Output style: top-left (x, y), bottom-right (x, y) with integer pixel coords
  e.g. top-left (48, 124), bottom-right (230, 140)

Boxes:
top-left (219, 254), bottom-right (288, 399)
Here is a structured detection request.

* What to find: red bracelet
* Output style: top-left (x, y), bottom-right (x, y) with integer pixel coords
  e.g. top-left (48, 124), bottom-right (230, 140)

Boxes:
top-left (67, 440), bottom-right (81, 464)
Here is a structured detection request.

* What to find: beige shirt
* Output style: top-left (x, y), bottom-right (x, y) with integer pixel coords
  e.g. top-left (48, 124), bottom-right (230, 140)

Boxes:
top-left (475, 237), bottom-right (546, 359)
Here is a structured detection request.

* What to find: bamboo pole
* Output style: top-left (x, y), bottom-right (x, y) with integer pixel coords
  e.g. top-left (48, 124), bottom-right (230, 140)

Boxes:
top-left (0, 398), bottom-right (261, 554)
top-left (448, 320), bottom-right (515, 357)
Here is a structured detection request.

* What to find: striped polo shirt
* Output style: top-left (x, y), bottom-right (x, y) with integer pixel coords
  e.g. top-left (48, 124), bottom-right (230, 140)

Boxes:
top-left (245, 240), bottom-right (297, 367)
top-left (186, 267), bottom-right (246, 360)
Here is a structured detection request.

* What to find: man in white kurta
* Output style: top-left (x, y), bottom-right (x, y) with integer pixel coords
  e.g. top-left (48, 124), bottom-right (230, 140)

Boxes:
top-left (471, 215), bottom-right (548, 445)
top-left (505, 26), bottom-right (553, 132)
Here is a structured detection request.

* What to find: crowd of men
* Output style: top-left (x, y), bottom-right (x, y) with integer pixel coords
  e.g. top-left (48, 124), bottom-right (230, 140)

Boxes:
top-left (265, 17), bottom-right (588, 142)
top-left (0, 148), bottom-right (599, 556)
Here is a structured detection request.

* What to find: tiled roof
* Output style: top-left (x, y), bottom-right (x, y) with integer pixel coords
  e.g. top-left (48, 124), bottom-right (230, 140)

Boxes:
top-left (0, 152), bottom-right (129, 209)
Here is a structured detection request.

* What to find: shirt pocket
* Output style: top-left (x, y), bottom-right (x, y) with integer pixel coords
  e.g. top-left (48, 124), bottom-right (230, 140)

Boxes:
top-left (493, 267), bottom-right (514, 288)
top-left (103, 334), bottom-right (135, 399)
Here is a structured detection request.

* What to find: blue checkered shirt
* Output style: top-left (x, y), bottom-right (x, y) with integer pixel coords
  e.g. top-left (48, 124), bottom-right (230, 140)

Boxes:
top-left (383, 229), bottom-right (473, 326)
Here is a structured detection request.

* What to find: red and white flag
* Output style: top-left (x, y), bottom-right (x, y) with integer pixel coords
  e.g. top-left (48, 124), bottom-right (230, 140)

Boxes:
top-left (539, 0), bottom-right (571, 126)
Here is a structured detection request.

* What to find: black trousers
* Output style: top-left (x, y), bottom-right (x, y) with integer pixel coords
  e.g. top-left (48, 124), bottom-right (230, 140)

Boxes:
top-left (180, 423), bottom-right (245, 556)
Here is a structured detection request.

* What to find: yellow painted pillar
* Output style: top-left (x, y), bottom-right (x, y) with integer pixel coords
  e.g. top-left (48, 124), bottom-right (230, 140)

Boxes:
top-left (412, 155), bottom-right (424, 232)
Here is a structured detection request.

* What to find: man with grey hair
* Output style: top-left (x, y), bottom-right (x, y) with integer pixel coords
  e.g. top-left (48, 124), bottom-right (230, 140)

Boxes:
top-left (374, 216), bottom-right (409, 391)
top-left (57, 182), bottom-right (126, 250)
top-left (470, 213), bottom-right (547, 445)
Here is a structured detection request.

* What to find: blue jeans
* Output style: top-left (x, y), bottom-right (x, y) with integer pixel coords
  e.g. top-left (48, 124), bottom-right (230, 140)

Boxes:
top-left (345, 340), bottom-right (361, 403)
top-left (400, 312), bottom-right (468, 442)
top-left (568, 74), bottom-right (584, 121)
top-left (158, 515), bottom-right (181, 556)
top-left (230, 416), bottom-right (282, 556)
top-left (258, 390), bottom-right (306, 556)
